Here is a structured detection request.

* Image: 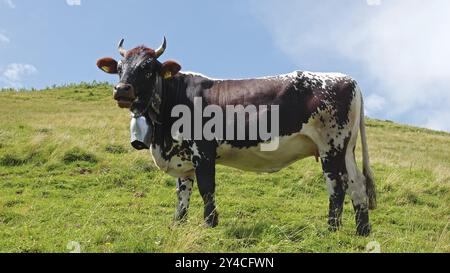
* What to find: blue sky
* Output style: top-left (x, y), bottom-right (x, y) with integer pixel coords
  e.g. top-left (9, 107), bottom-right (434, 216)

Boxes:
top-left (1, 0), bottom-right (450, 132)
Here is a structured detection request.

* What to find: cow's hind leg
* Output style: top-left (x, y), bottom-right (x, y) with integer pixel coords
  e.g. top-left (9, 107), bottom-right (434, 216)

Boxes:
top-left (175, 177), bottom-right (194, 222)
top-left (345, 134), bottom-right (371, 236)
top-left (320, 147), bottom-right (348, 232)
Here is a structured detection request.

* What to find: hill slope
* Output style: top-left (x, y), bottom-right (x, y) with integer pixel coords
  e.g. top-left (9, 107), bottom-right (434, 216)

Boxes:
top-left (0, 83), bottom-right (449, 253)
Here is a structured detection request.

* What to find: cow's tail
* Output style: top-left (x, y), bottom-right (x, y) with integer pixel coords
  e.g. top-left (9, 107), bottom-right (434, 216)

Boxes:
top-left (359, 89), bottom-right (377, 210)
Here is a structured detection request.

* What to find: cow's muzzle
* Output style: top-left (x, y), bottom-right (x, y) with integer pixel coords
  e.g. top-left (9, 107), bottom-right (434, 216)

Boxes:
top-left (114, 83), bottom-right (135, 108)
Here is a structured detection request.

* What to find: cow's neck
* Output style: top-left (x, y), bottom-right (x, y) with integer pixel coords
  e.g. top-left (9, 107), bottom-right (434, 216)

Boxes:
top-left (150, 74), bottom-right (190, 150)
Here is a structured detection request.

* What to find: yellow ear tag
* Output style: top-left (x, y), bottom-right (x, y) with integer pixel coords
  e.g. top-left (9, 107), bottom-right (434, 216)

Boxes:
top-left (164, 71), bottom-right (172, 79)
top-left (101, 66), bottom-right (110, 73)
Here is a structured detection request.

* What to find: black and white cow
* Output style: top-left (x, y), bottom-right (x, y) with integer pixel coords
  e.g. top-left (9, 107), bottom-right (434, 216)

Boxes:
top-left (96, 37), bottom-right (377, 236)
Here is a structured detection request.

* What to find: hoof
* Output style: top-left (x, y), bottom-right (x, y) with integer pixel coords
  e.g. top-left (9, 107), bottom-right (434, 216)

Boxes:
top-left (356, 223), bottom-right (371, 237)
top-left (204, 211), bottom-right (219, 228)
top-left (328, 218), bottom-right (342, 232)
top-left (174, 208), bottom-right (188, 222)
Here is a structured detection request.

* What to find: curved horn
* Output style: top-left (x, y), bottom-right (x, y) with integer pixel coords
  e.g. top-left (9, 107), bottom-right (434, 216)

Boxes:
top-left (118, 38), bottom-right (127, 57)
top-left (154, 36), bottom-right (167, 59)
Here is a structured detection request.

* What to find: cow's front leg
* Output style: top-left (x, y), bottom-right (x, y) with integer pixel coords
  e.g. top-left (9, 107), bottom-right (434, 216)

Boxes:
top-left (175, 177), bottom-right (194, 222)
top-left (196, 169), bottom-right (218, 227)
top-left (193, 152), bottom-right (218, 228)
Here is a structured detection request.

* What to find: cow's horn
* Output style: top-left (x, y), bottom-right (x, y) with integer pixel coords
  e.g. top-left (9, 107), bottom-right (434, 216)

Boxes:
top-left (118, 38), bottom-right (127, 57)
top-left (154, 36), bottom-right (167, 59)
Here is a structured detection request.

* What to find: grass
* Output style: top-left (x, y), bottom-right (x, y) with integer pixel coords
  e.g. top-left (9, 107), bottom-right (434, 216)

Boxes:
top-left (0, 83), bottom-right (449, 253)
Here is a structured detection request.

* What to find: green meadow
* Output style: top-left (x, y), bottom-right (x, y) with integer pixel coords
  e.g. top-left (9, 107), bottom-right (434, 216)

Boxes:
top-left (0, 83), bottom-right (449, 253)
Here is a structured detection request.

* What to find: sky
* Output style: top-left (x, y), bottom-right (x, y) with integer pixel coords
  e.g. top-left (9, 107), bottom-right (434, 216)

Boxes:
top-left (1, 0), bottom-right (449, 132)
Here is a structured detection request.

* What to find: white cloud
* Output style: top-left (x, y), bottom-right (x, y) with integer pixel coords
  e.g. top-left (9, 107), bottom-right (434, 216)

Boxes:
top-left (366, 0), bottom-right (382, 6)
top-left (2, 0), bottom-right (15, 8)
top-left (66, 0), bottom-right (81, 6)
top-left (0, 33), bottom-right (10, 44)
top-left (365, 94), bottom-right (386, 116)
top-left (423, 110), bottom-right (450, 132)
top-left (1, 63), bottom-right (38, 89)
top-left (252, 0), bottom-right (450, 132)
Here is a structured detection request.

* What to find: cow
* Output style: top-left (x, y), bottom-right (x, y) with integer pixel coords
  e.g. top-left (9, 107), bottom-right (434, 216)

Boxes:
top-left (96, 37), bottom-right (377, 236)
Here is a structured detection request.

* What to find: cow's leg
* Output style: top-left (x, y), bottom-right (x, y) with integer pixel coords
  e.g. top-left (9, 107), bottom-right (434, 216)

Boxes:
top-left (195, 167), bottom-right (218, 227)
top-left (175, 177), bottom-right (194, 222)
top-left (193, 144), bottom-right (218, 228)
top-left (345, 136), bottom-right (371, 236)
top-left (320, 150), bottom-right (348, 232)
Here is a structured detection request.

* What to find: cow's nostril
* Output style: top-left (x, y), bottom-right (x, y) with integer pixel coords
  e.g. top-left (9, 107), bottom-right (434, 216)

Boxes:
top-left (115, 84), bottom-right (131, 92)
top-left (113, 83), bottom-right (134, 103)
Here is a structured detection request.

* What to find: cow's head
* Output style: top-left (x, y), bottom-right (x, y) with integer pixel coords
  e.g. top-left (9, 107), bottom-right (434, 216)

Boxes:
top-left (96, 37), bottom-right (181, 116)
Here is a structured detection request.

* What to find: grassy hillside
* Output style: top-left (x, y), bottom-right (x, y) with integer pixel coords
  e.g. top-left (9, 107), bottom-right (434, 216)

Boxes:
top-left (0, 83), bottom-right (449, 253)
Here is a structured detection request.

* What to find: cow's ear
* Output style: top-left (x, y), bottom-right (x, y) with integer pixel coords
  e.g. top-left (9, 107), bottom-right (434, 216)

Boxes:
top-left (96, 57), bottom-right (118, 74)
top-left (160, 60), bottom-right (181, 79)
